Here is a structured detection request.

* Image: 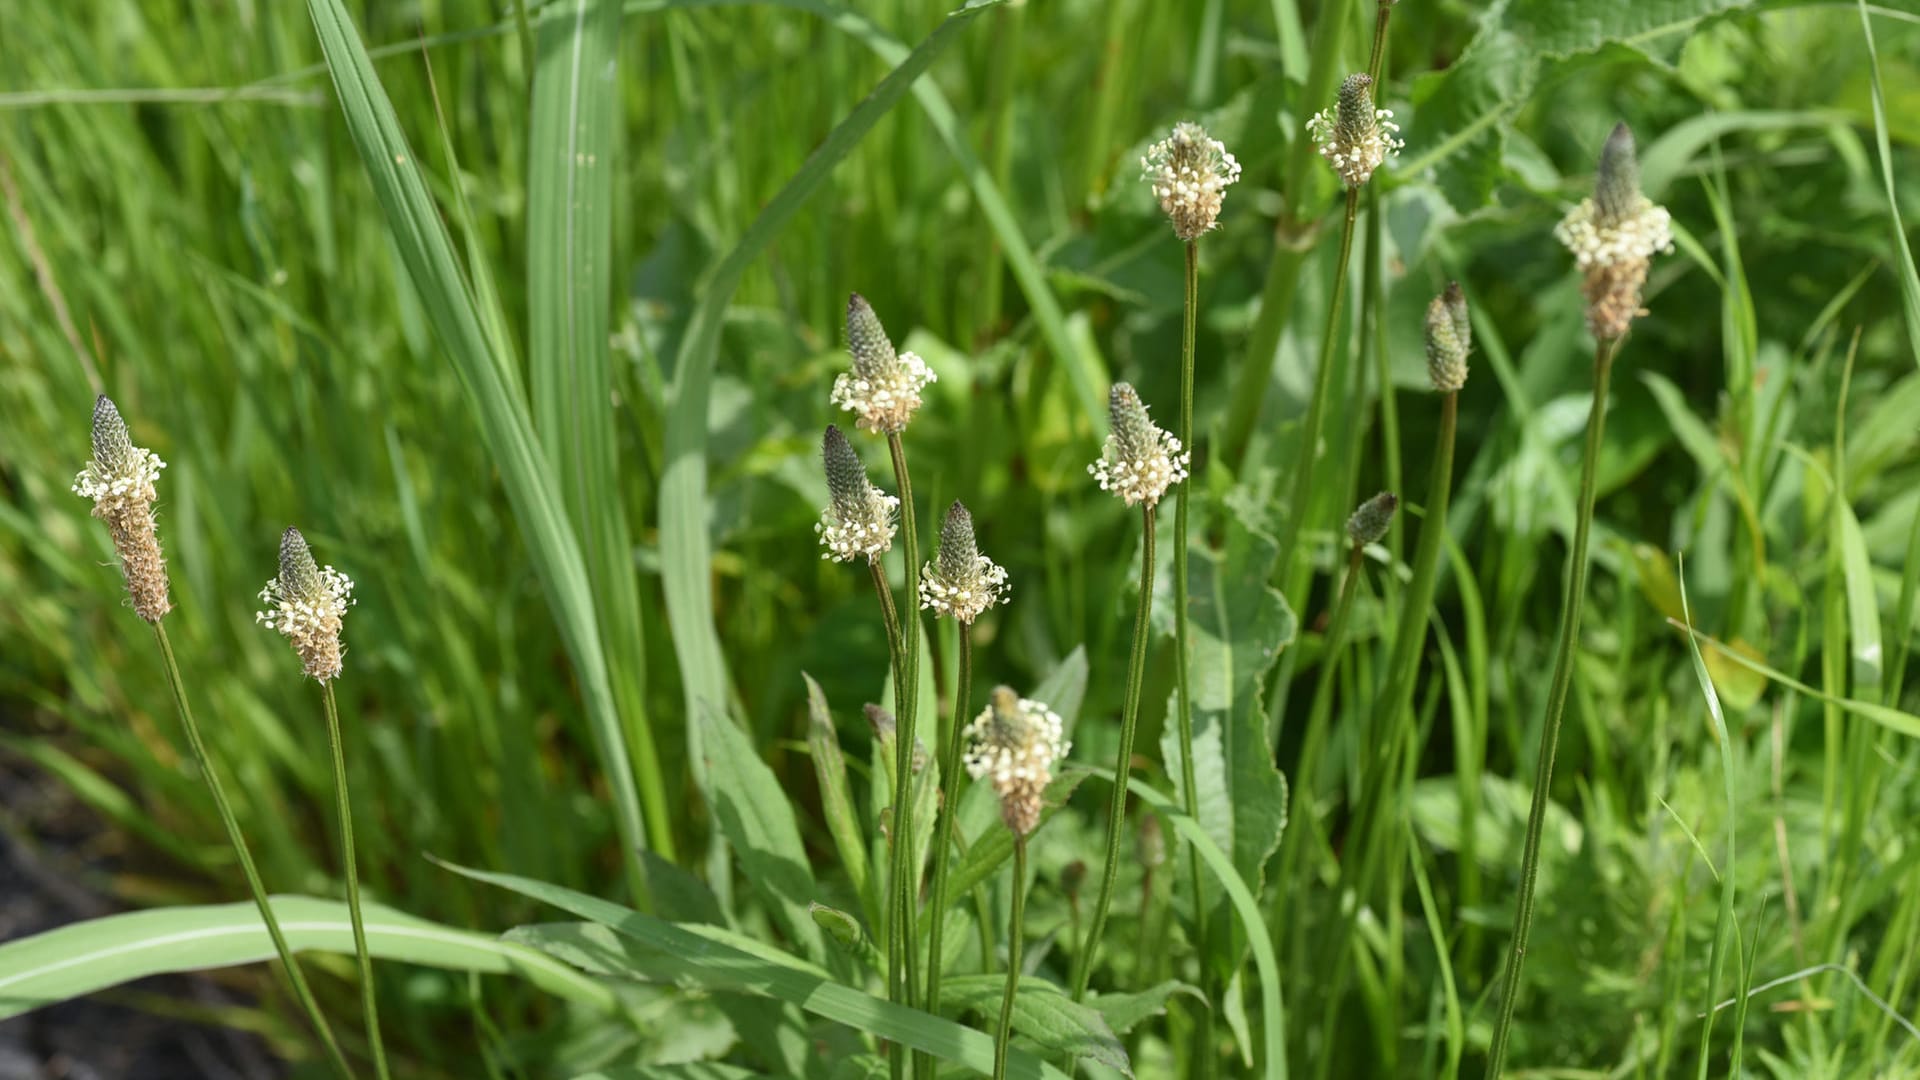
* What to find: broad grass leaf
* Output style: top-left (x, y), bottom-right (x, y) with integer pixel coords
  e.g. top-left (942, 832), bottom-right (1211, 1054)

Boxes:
top-left (1160, 499), bottom-right (1296, 983)
top-left (0, 897), bottom-right (617, 1020)
top-left (806, 674), bottom-right (875, 927)
top-left (696, 706), bottom-right (827, 962)
top-left (939, 975), bottom-right (1131, 1076)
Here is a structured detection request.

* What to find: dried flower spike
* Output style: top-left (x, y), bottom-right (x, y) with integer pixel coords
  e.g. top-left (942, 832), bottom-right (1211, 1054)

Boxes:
top-left (1346, 491), bottom-right (1400, 547)
top-left (256, 527), bottom-right (356, 683)
top-left (962, 686), bottom-right (1070, 837)
top-left (831, 294), bottom-right (936, 434)
top-left (1424, 282), bottom-right (1472, 393)
top-left (1307, 73), bottom-right (1403, 188)
top-left (1141, 122), bottom-right (1242, 241)
top-left (1090, 383), bottom-right (1189, 509)
top-left (919, 501), bottom-right (1010, 623)
top-left (1553, 123), bottom-right (1673, 341)
top-left (72, 395), bottom-right (171, 622)
top-left (817, 425), bottom-right (900, 563)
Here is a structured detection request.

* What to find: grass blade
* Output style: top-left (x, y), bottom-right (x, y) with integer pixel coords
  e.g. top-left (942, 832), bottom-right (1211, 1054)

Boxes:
top-left (304, 0), bottom-right (651, 894)
top-left (0, 897), bottom-right (619, 1019)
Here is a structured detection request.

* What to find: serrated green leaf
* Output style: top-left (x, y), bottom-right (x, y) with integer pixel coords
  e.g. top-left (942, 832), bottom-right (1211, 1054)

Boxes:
top-left (1085, 981), bottom-right (1202, 1035)
top-left (1406, 29), bottom-right (1534, 214)
top-left (940, 975), bottom-right (1131, 1076)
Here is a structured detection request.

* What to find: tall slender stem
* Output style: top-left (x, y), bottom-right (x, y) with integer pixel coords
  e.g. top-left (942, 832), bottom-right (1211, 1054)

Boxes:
top-left (322, 682), bottom-right (390, 1080)
top-left (1072, 504), bottom-right (1157, 1002)
top-left (1483, 337), bottom-right (1618, 1078)
top-left (1275, 187), bottom-right (1362, 587)
top-left (994, 837), bottom-right (1030, 1080)
top-left (1173, 237), bottom-right (1214, 1077)
top-left (869, 558), bottom-right (907, 1080)
top-left (152, 623), bottom-right (353, 1080)
top-left (924, 631), bottom-right (972, 1022)
top-left (885, 432), bottom-right (923, 1078)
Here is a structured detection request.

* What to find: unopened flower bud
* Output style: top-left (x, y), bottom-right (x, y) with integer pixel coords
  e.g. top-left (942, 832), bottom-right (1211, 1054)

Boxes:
top-left (832, 294), bottom-right (935, 434)
top-left (1090, 383), bottom-right (1189, 510)
top-left (72, 395), bottom-right (171, 622)
top-left (1346, 491), bottom-right (1400, 547)
top-left (1138, 813), bottom-right (1167, 869)
top-left (1424, 282), bottom-right (1471, 393)
top-left (818, 426), bottom-right (899, 563)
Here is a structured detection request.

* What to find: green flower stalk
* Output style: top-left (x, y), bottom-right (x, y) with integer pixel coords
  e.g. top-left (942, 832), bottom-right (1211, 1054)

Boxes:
top-left (1485, 123), bottom-right (1669, 1079)
top-left (75, 398), bottom-right (351, 1079)
top-left (1073, 384), bottom-right (1182, 1006)
top-left (1144, 117), bottom-right (1239, 1079)
top-left (919, 502), bottom-right (1010, 1029)
top-left (259, 528), bottom-right (390, 1080)
top-left (963, 687), bottom-right (1068, 1080)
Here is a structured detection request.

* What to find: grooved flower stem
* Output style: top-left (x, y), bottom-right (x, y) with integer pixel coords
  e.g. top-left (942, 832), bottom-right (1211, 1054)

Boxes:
top-left (1072, 504), bottom-right (1157, 1005)
top-left (868, 557), bottom-right (906, 1080)
top-left (152, 623), bottom-right (354, 1080)
top-left (322, 682), bottom-right (390, 1080)
top-left (1276, 186), bottom-right (1362, 588)
top-left (885, 432), bottom-right (923, 1078)
top-left (994, 837), bottom-right (1029, 1080)
top-left (924, 631), bottom-right (971, 1025)
top-left (1174, 238), bottom-right (1214, 1078)
top-left (1483, 337), bottom-right (1618, 1078)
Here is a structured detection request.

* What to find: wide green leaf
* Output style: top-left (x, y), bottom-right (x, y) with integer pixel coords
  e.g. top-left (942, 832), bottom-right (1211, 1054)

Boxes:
top-left (303, 0), bottom-right (649, 893)
top-left (806, 674), bottom-right (875, 927)
top-left (442, 861), bottom-right (1072, 1078)
top-left (939, 975), bottom-right (1131, 1076)
top-left (1160, 499), bottom-right (1296, 981)
top-left (0, 897), bottom-right (617, 1019)
top-left (697, 704), bottom-right (827, 963)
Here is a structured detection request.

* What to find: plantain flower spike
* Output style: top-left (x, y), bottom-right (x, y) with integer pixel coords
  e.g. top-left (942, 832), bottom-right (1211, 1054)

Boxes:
top-left (1424, 282), bottom-right (1472, 393)
top-left (832, 294), bottom-right (937, 434)
top-left (256, 527), bottom-right (356, 683)
top-left (817, 425), bottom-right (900, 563)
top-left (962, 686), bottom-right (1069, 838)
top-left (1090, 383), bottom-right (1189, 510)
top-left (919, 501), bottom-right (1010, 623)
top-left (1346, 491), bottom-right (1400, 547)
top-left (1553, 123), bottom-right (1673, 341)
top-left (72, 395), bottom-right (172, 622)
top-left (1307, 73), bottom-right (1403, 188)
top-left (1141, 121), bottom-right (1242, 241)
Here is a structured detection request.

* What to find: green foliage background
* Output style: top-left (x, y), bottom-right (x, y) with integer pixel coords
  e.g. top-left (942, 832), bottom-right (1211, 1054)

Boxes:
top-left (3, 0), bottom-right (1920, 1075)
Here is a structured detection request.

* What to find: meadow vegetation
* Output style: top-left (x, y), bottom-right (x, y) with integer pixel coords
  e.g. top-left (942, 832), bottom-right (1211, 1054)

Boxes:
top-left (3, 0), bottom-right (1920, 1077)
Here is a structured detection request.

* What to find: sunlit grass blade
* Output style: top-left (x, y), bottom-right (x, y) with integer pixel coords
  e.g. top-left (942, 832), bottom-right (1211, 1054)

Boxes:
top-left (0, 897), bottom-right (621, 1019)
top-left (303, 0), bottom-right (651, 896)
top-left (527, 0), bottom-right (674, 859)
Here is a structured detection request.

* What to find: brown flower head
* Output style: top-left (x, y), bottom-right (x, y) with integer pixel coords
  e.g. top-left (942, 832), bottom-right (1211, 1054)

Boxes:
top-left (256, 527), bottom-right (356, 682)
top-left (72, 395), bottom-right (171, 622)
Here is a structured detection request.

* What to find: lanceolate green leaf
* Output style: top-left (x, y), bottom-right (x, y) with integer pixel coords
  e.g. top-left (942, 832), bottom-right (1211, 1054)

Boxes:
top-left (442, 861), bottom-right (1073, 1079)
top-left (938, 975), bottom-right (1131, 1075)
top-left (0, 897), bottom-right (618, 1019)
top-left (528, 0), bottom-right (674, 857)
top-left (656, 0), bottom-right (1009, 785)
top-left (303, 0), bottom-right (651, 895)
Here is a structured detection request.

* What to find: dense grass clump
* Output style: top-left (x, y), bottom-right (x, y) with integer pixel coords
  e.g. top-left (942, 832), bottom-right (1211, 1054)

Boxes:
top-left (2, 1), bottom-right (1920, 1077)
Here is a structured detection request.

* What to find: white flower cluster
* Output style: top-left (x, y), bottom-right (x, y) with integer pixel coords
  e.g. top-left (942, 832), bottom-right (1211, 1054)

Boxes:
top-left (817, 488), bottom-right (900, 563)
top-left (1306, 94), bottom-right (1402, 189)
top-left (830, 351), bottom-right (936, 435)
top-left (919, 553), bottom-right (1010, 623)
top-left (1553, 196), bottom-right (1674, 270)
top-left (1141, 122), bottom-right (1242, 241)
top-left (1090, 429), bottom-right (1189, 509)
top-left (255, 564), bottom-right (356, 637)
top-left (72, 447), bottom-right (165, 516)
top-left (963, 696), bottom-right (1070, 834)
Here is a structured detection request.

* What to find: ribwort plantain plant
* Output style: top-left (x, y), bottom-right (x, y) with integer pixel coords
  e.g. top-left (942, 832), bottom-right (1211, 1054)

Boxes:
top-left (73, 397), bottom-right (354, 1080)
top-left (256, 527), bottom-right (388, 1080)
